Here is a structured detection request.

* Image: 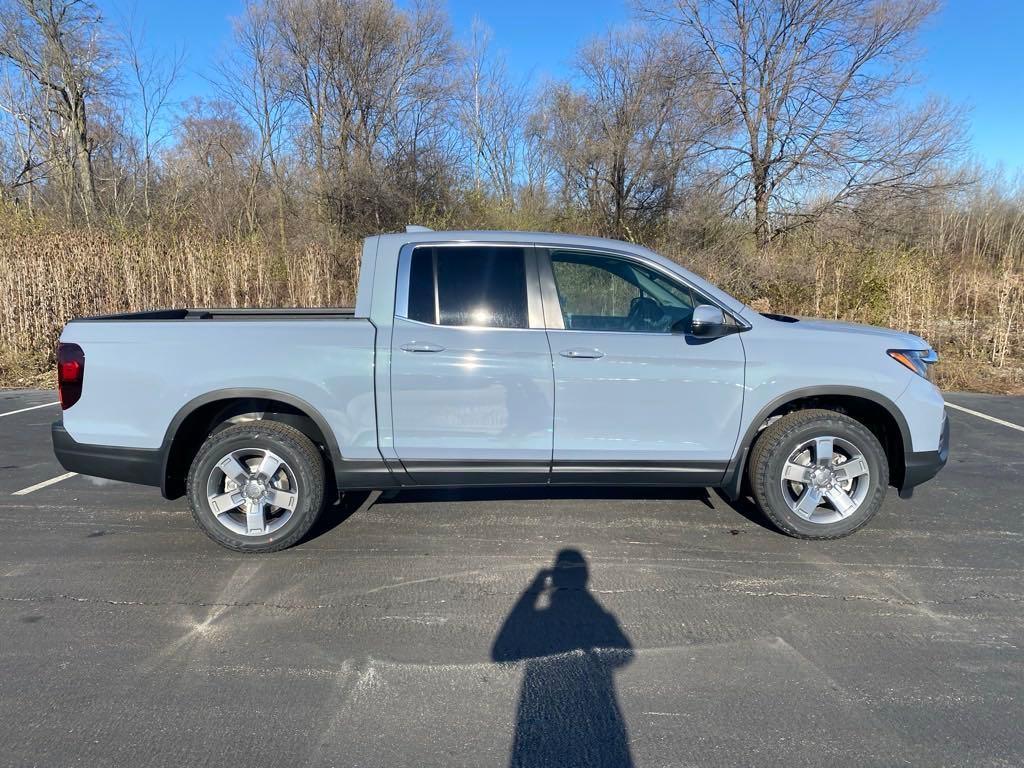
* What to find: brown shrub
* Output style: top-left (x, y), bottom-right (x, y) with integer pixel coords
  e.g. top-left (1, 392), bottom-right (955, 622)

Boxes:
top-left (1, 225), bottom-right (1020, 393)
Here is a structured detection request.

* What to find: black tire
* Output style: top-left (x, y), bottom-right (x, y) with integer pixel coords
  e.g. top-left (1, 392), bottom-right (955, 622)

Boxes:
top-left (748, 409), bottom-right (889, 539)
top-left (186, 421), bottom-right (325, 553)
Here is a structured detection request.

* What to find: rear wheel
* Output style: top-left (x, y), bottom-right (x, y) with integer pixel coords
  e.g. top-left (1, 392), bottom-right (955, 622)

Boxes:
top-left (186, 421), bottom-right (325, 552)
top-left (748, 409), bottom-right (889, 539)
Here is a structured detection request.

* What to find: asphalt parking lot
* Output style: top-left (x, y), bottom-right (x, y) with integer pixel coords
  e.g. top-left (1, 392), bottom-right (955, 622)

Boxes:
top-left (0, 389), bottom-right (1021, 767)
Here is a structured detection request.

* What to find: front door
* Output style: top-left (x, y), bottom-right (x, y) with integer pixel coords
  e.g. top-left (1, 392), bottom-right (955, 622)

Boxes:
top-left (390, 244), bottom-right (554, 483)
top-left (541, 248), bottom-right (746, 484)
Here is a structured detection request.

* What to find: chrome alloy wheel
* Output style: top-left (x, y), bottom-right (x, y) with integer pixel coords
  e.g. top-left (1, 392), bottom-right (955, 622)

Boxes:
top-left (205, 448), bottom-right (298, 536)
top-left (779, 436), bottom-right (870, 524)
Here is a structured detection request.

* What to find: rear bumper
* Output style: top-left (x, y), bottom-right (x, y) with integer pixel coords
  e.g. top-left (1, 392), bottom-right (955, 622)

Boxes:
top-left (52, 422), bottom-right (163, 487)
top-left (898, 413), bottom-right (949, 498)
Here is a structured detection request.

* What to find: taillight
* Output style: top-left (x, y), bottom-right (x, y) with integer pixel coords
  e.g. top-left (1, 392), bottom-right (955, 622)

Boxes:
top-left (57, 343), bottom-right (85, 410)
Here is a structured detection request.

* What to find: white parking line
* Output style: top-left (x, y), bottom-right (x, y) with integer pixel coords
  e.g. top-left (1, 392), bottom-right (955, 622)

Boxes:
top-left (12, 472), bottom-right (78, 496)
top-left (945, 402), bottom-right (1024, 433)
top-left (0, 401), bottom-right (59, 418)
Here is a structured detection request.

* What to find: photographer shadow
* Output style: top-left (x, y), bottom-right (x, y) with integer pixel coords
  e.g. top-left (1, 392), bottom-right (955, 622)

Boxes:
top-left (491, 549), bottom-right (634, 768)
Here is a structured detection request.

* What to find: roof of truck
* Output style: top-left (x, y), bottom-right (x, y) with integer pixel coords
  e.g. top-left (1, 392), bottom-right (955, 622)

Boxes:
top-left (380, 228), bottom-right (644, 249)
top-left (369, 229), bottom-right (746, 314)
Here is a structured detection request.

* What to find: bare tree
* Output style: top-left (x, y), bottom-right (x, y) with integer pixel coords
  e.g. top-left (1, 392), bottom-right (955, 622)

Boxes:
top-left (123, 14), bottom-right (183, 223)
top-left (459, 18), bottom-right (529, 207)
top-left (0, 0), bottom-right (112, 222)
top-left (214, 0), bottom-right (295, 242)
top-left (88, 93), bottom-right (137, 220)
top-left (271, 0), bottom-right (331, 228)
top-left (163, 97), bottom-right (257, 237)
top-left (536, 27), bottom-right (714, 240)
top-left (0, 63), bottom-right (46, 210)
top-left (376, 0), bottom-right (457, 228)
top-left (641, 0), bottom-right (966, 248)
top-left (271, 0), bottom-right (455, 233)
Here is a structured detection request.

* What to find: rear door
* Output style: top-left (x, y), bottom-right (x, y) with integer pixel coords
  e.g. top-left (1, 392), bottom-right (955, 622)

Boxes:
top-left (390, 243), bottom-right (554, 484)
top-left (540, 248), bottom-right (746, 484)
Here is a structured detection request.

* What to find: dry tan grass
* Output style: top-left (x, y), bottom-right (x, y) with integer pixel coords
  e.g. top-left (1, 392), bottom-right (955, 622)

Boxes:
top-left (685, 247), bottom-right (1023, 392)
top-left (1, 222), bottom-right (1021, 393)
top-left (0, 229), bottom-right (361, 385)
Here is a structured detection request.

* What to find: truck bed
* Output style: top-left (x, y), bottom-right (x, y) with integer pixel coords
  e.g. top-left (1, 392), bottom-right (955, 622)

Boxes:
top-left (59, 309), bottom-right (377, 453)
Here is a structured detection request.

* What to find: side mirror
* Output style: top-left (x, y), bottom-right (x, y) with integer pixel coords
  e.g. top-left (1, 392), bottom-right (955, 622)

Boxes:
top-left (689, 304), bottom-right (727, 337)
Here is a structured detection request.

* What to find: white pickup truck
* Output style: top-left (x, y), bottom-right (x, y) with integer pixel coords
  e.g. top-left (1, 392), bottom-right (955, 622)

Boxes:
top-left (53, 229), bottom-right (948, 551)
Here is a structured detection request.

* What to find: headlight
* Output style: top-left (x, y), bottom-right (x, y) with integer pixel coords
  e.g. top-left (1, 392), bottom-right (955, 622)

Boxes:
top-left (888, 348), bottom-right (938, 380)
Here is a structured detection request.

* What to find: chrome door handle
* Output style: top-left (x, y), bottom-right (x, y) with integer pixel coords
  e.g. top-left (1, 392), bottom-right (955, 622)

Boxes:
top-left (559, 348), bottom-right (605, 359)
top-left (401, 342), bottom-right (445, 353)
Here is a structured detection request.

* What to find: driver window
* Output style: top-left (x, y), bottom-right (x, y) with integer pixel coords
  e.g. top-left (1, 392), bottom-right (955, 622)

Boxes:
top-left (550, 251), bottom-right (698, 333)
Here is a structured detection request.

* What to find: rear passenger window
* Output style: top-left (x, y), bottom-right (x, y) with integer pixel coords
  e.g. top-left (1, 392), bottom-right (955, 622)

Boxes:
top-left (406, 246), bottom-right (529, 328)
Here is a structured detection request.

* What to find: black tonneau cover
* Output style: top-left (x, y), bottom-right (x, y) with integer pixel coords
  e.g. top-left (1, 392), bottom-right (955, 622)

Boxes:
top-left (72, 307), bottom-right (357, 322)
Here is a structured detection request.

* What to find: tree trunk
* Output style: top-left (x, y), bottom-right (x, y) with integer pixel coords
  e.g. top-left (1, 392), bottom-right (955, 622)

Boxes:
top-left (70, 94), bottom-right (97, 223)
top-left (753, 166), bottom-right (770, 250)
top-left (143, 151), bottom-right (152, 223)
top-left (276, 184), bottom-right (287, 250)
top-left (612, 151), bottom-right (626, 239)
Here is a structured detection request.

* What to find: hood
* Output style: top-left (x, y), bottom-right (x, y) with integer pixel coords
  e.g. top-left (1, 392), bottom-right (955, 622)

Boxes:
top-left (763, 314), bottom-right (930, 349)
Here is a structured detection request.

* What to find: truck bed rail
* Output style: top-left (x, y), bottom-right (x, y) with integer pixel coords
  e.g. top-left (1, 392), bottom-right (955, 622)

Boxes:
top-left (71, 307), bottom-right (358, 322)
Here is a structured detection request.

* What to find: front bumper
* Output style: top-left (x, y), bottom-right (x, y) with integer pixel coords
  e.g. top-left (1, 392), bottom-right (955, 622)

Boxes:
top-left (898, 413), bottom-right (949, 498)
top-left (52, 421), bottom-right (163, 487)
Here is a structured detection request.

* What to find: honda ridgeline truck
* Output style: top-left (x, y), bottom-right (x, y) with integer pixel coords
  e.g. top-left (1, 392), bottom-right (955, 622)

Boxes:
top-left (52, 229), bottom-right (949, 551)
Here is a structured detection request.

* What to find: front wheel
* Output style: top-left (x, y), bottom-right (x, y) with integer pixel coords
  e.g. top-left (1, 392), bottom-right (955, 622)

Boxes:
top-left (748, 409), bottom-right (889, 539)
top-left (186, 421), bottom-right (326, 552)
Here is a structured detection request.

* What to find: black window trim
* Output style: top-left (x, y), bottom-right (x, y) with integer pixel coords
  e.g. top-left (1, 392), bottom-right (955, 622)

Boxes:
top-left (394, 242), bottom-right (545, 331)
top-left (430, 247), bottom-right (440, 325)
top-left (536, 246), bottom-right (750, 334)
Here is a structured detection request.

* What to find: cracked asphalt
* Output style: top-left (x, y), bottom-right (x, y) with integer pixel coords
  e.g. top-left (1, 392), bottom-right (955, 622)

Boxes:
top-left (0, 388), bottom-right (1021, 767)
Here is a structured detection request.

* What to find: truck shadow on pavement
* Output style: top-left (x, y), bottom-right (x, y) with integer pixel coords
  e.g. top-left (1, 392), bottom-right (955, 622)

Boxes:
top-left (374, 485), bottom-right (775, 532)
top-left (304, 486), bottom-right (777, 543)
top-left (492, 548), bottom-right (635, 768)
top-left (303, 487), bottom-right (774, 548)
top-left (303, 490), bottom-right (379, 541)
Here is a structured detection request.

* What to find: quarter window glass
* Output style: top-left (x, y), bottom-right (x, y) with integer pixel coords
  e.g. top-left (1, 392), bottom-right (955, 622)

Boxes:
top-left (406, 246), bottom-right (529, 329)
top-left (551, 251), bottom-right (701, 333)
top-left (407, 248), bottom-right (437, 323)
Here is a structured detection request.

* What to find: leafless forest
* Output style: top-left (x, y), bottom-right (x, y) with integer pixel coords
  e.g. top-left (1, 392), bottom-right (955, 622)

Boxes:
top-left (0, 0), bottom-right (1021, 390)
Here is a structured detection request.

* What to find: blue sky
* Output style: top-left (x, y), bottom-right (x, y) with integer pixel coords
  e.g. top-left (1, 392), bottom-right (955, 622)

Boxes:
top-left (100, 0), bottom-right (1024, 174)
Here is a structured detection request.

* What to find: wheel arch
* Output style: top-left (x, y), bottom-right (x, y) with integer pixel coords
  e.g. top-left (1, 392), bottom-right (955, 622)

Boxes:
top-left (160, 389), bottom-right (342, 499)
top-left (722, 386), bottom-right (910, 500)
